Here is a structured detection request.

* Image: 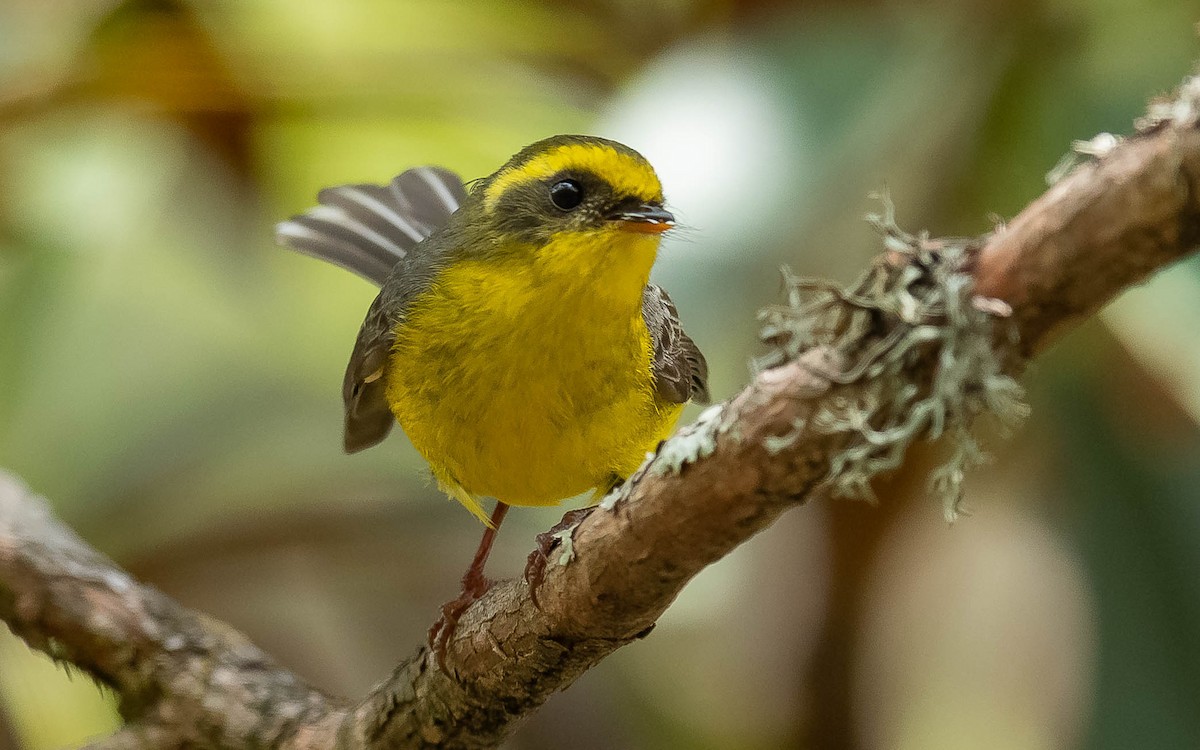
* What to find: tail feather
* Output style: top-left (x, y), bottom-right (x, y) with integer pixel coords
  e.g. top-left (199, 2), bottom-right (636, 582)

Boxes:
top-left (397, 167), bottom-right (465, 218)
top-left (275, 220), bottom-right (397, 287)
top-left (276, 166), bottom-right (467, 287)
top-left (320, 184), bottom-right (428, 244)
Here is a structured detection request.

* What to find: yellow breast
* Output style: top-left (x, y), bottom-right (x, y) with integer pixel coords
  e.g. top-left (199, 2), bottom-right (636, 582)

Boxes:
top-left (384, 230), bottom-right (682, 522)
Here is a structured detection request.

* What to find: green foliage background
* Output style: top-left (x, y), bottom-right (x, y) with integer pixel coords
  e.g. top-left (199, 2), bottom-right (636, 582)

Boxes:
top-left (0, 1), bottom-right (1197, 748)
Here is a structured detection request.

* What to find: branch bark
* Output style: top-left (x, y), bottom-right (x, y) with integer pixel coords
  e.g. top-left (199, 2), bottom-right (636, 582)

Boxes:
top-left (3, 77), bottom-right (1200, 749)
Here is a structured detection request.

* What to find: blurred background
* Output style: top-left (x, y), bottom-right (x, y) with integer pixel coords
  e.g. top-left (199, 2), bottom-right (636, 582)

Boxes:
top-left (0, 1), bottom-right (1198, 748)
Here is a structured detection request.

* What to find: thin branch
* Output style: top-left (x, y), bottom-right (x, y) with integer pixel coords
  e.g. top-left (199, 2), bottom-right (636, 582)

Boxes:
top-left (2, 72), bottom-right (1199, 750)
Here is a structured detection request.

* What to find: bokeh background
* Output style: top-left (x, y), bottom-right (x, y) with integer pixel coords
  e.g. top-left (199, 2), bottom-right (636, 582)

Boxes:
top-left (1, 1), bottom-right (1198, 748)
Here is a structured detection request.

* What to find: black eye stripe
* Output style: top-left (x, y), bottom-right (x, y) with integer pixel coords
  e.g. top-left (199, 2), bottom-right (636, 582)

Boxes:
top-left (549, 179), bottom-right (583, 210)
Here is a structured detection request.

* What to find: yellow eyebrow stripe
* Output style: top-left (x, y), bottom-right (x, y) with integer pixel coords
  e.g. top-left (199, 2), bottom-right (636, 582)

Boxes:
top-left (483, 143), bottom-right (663, 212)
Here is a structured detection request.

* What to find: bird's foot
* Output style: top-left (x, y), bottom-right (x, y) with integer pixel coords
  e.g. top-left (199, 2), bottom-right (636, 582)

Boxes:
top-left (428, 571), bottom-right (492, 674)
top-left (524, 507), bottom-right (593, 607)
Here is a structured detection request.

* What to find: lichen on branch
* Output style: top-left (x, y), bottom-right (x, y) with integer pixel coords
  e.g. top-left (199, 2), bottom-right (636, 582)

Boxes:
top-left (757, 197), bottom-right (1030, 520)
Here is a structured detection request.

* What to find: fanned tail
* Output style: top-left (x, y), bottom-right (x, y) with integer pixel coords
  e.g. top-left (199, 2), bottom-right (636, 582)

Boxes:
top-left (275, 166), bottom-right (468, 287)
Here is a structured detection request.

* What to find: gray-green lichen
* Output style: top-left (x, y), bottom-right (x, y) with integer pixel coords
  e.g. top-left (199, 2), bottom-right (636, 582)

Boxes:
top-left (1049, 70), bottom-right (1200, 185)
top-left (599, 404), bottom-right (734, 514)
top-left (551, 527), bottom-right (577, 567)
top-left (757, 196), bottom-right (1029, 521)
top-left (1137, 69), bottom-right (1200, 131)
top-left (1046, 132), bottom-right (1122, 185)
top-left (651, 404), bottom-right (727, 475)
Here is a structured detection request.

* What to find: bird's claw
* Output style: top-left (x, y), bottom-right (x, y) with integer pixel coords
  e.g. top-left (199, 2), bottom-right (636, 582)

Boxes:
top-left (524, 507), bottom-right (593, 607)
top-left (428, 572), bottom-right (492, 674)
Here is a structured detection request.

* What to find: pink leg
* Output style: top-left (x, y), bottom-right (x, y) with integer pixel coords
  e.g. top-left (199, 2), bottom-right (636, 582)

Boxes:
top-left (428, 501), bottom-right (510, 671)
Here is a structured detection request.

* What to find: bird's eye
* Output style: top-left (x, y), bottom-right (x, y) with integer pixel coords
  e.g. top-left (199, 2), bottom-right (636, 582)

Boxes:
top-left (549, 179), bottom-right (584, 210)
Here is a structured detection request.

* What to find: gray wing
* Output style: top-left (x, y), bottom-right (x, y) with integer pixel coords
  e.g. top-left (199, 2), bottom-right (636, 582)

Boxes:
top-left (643, 284), bottom-right (710, 405)
top-left (276, 166), bottom-right (467, 452)
top-left (339, 294), bottom-right (396, 452)
top-left (275, 166), bottom-right (466, 286)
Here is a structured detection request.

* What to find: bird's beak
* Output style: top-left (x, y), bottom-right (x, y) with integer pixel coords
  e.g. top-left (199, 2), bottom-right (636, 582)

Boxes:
top-left (608, 203), bottom-right (675, 234)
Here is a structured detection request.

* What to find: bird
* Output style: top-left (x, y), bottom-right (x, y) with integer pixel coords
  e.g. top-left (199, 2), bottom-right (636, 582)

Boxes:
top-left (276, 134), bottom-right (709, 665)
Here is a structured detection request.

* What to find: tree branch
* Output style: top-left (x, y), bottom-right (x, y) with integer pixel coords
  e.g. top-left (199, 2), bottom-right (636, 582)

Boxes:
top-left (3, 72), bottom-right (1199, 750)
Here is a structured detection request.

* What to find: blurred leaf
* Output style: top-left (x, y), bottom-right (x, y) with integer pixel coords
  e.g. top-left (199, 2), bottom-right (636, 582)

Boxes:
top-left (1047, 364), bottom-right (1200, 750)
top-left (1102, 258), bottom-right (1200, 427)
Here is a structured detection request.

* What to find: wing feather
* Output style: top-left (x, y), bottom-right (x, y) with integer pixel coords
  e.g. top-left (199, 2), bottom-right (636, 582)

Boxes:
top-left (643, 285), bottom-right (710, 405)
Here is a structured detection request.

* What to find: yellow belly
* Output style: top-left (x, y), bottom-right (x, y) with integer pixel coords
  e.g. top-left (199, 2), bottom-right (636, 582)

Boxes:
top-left (384, 238), bottom-right (681, 522)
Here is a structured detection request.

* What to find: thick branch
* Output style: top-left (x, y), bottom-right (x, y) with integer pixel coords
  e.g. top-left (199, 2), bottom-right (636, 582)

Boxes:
top-left (975, 124), bottom-right (1200, 354)
top-left (2, 81), bottom-right (1199, 750)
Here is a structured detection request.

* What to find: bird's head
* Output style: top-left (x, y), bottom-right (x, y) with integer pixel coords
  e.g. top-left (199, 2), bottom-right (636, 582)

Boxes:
top-left (467, 136), bottom-right (672, 292)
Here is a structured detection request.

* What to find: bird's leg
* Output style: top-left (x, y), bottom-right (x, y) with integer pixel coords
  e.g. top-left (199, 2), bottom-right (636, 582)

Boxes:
top-left (524, 506), bottom-right (595, 607)
top-left (428, 500), bottom-right (509, 671)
